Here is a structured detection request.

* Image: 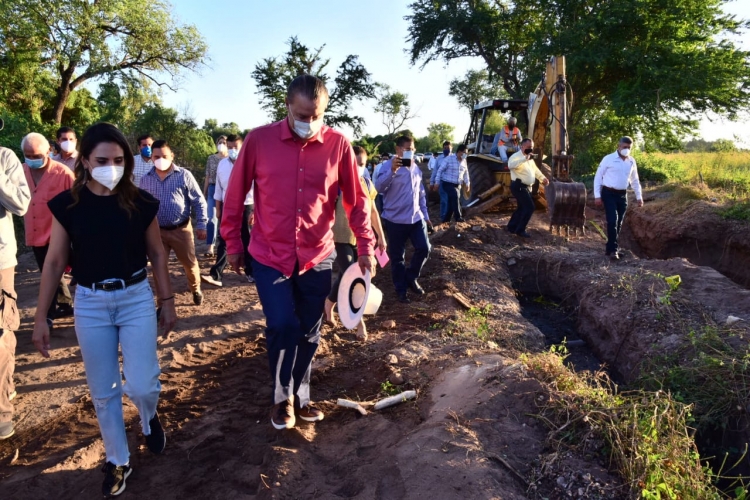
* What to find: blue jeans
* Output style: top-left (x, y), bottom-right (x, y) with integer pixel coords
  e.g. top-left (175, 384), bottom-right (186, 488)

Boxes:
top-left (383, 219), bottom-right (431, 295)
top-left (74, 278), bottom-right (161, 466)
top-left (601, 188), bottom-right (628, 254)
top-left (252, 253), bottom-right (334, 407)
top-left (441, 181), bottom-right (462, 222)
top-left (206, 184), bottom-right (217, 246)
top-left (508, 179), bottom-right (535, 234)
top-left (438, 182), bottom-right (448, 221)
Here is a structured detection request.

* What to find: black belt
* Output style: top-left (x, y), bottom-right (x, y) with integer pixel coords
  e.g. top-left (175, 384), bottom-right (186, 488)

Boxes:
top-left (81, 269), bottom-right (148, 291)
top-left (160, 219), bottom-right (189, 231)
top-left (512, 178), bottom-right (531, 187)
top-left (602, 185), bottom-right (627, 195)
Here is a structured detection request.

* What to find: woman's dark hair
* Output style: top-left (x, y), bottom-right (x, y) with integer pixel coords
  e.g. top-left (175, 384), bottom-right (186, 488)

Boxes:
top-left (70, 122), bottom-right (143, 215)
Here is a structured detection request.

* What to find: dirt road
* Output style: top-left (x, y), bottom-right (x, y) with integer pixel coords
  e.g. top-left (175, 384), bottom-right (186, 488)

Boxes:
top-left (1, 184), bottom-right (748, 499)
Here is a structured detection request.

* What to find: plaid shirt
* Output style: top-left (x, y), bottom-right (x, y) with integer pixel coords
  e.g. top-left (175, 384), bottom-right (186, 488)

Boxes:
top-left (435, 155), bottom-right (470, 187)
top-left (139, 166), bottom-right (208, 230)
top-left (133, 155), bottom-right (153, 186)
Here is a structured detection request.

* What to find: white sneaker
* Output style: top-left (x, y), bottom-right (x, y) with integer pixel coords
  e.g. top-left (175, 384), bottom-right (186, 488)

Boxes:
top-left (246, 275), bottom-right (255, 283)
top-left (200, 275), bottom-right (222, 287)
top-left (8, 390), bottom-right (16, 401)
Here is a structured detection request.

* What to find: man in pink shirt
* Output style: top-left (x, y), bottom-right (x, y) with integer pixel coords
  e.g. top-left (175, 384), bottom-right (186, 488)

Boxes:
top-left (21, 133), bottom-right (75, 327)
top-left (222, 75), bottom-right (375, 430)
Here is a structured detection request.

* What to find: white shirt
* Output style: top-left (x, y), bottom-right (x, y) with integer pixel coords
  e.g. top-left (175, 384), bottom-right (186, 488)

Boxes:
top-left (427, 156), bottom-right (437, 171)
top-left (133, 155), bottom-right (153, 186)
top-left (216, 157), bottom-right (254, 205)
top-left (594, 152), bottom-right (642, 200)
top-left (214, 157), bottom-right (233, 202)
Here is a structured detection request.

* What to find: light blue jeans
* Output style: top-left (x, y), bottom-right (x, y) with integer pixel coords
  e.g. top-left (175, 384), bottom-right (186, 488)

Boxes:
top-left (74, 278), bottom-right (161, 466)
top-left (206, 184), bottom-right (217, 246)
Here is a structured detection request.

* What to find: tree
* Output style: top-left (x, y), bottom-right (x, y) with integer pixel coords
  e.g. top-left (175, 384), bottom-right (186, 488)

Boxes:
top-left (406, 0), bottom-right (750, 162)
top-left (417, 122), bottom-right (455, 152)
top-left (97, 77), bottom-right (160, 131)
top-left (374, 85), bottom-right (417, 139)
top-left (251, 37), bottom-right (376, 135)
top-left (449, 69), bottom-right (508, 118)
top-left (711, 138), bottom-right (737, 152)
top-left (0, 0), bottom-right (208, 124)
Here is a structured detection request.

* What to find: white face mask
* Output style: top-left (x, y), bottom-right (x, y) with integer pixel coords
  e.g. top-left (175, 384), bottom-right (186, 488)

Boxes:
top-left (357, 166), bottom-right (366, 177)
top-left (90, 165), bottom-right (124, 190)
top-left (60, 140), bottom-right (76, 153)
top-left (217, 143), bottom-right (228, 154)
top-left (620, 148), bottom-right (631, 157)
top-left (288, 106), bottom-right (324, 139)
top-left (154, 158), bottom-right (172, 171)
top-left (228, 148), bottom-right (240, 161)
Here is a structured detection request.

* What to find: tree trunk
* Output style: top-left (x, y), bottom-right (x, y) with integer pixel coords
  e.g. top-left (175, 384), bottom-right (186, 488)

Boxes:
top-left (52, 85), bottom-right (71, 125)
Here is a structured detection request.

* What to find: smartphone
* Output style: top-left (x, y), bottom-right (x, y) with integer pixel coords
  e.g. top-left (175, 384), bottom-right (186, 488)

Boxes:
top-left (401, 151), bottom-right (413, 167)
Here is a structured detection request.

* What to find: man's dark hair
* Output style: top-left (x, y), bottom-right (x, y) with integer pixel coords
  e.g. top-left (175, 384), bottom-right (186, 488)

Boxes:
top-left (395, 135), bottom-right (414, 148)
top-left (352, 146), bottom-right (366, 156)
top-left (56, 126), bottom-right (75, 140)
top-left (456, 144), bottom-right (467, 153)
top-left (226, 134), bottom-right (242, 143)
top-left (619, 136), bottom-right (634, 145)
top-left (442, 140), bottom-right (451, 147)
top-left (152, 139), bottom-right (170, 151)
top-left (137, 134), bottom-right (153, 145)
top-left (287, 74), bottom-right (329, 102)
top-left (520, 138), bottom-right (532, 147)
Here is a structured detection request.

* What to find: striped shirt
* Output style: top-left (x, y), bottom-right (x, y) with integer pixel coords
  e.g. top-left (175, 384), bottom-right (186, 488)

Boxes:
top-left (435, 155), bottom-right (470, 187)
top-left (139, 166), bottom-right (208, 230)
top-left (430, 154), bottom-right (453, 184)
top-left (133, 155), bottom-right (153, 187)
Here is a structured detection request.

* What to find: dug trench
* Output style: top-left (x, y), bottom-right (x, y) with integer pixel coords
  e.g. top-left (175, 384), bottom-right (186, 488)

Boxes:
top-left (1, 191), bottom-right (749, 498)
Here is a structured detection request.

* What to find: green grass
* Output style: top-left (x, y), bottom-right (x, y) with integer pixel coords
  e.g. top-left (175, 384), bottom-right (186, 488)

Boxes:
top-left (640, 151), bottom-right (750, 196)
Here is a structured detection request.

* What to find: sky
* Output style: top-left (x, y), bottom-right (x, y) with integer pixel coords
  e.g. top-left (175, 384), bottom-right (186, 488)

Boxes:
top-left (160, 0), bottom-right (750, 147)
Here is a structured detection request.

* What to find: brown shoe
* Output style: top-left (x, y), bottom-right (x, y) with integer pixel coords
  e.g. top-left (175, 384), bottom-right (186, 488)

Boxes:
top-left (271, 398), bottom-right (295, 430)
top-left (297, 402), bottom-right (325, 423)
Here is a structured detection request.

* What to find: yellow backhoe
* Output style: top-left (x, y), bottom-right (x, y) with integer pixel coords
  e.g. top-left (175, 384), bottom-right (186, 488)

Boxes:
top-left (462, 55), bottom-right (587, 234)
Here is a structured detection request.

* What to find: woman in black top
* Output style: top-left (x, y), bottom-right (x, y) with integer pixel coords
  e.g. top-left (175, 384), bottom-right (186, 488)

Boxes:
top-left (31, 123), bottom-right (176, 497)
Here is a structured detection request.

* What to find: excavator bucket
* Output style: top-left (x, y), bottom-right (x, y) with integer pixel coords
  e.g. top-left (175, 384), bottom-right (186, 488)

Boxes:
top-left (545, 181), bottom-right (587, 232)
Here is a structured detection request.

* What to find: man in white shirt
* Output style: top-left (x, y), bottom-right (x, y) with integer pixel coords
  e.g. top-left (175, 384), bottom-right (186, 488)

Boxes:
top-left (133, 134), bottom-right (154, 186)
top-left (594, 136), bottom-right (643, 260)
top-left (427, 152), bottom-right (438, 171)
top-left (507, 139), bottom-right (549, 238)
top-left (202, 134), bottom-right (243, 286)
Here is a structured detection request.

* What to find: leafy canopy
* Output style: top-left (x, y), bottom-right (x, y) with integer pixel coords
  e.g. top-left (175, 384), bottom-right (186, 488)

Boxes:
top-left (251, 37), bottom-right (376, 136)
top-left (0, 0), bottom-right (207, 124)
top-left (406, 0), bottom-right (750, 159)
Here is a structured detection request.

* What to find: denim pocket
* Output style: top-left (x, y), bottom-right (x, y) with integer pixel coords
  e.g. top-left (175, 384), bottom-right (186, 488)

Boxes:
top-left (125, 279), bottom-right (153, 298)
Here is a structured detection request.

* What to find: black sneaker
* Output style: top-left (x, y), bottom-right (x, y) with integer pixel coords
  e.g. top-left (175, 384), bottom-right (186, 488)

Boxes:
top-left (397, 293), bottom-right (411, 304)
top-left (516, 231), bottom-right (532, 238)
top-left (193, 290), bottom-right (204, 305)
top-left (101, 461), bottom-right (132, 497)
top-left (145, 413), bottom-right (166, 454)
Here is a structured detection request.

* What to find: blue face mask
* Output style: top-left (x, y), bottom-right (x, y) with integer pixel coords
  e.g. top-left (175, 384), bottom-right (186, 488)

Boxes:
top-left (141, 145), bottom-right (152, 158)
top-left (228, 149), bottom-right (240, 161)
top-left (443, 148), bottom-right (450, 156)
top-left (25, 157), bottom-right (45, 169)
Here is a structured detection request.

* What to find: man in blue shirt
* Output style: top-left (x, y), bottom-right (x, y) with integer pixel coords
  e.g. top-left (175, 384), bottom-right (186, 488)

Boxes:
top-left (140, 140), bottom-right (208, 306)
top-left (375, 136), bottom-right (433, 304)
top-left (429, 141), bottom-right (453, 222)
